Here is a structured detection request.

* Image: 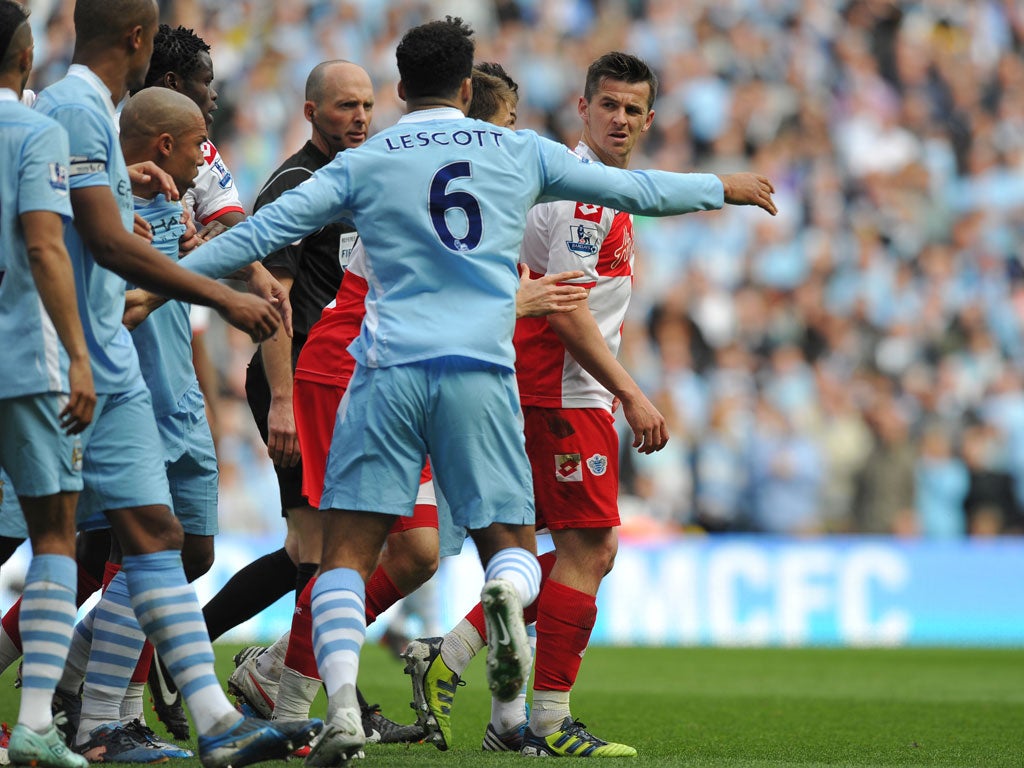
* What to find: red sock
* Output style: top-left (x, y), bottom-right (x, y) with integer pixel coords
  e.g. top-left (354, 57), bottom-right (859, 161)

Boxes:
top-left (102, 561), bottom-right (121, 588)
top-left (76, 565), bottom-right (102, 606)
top-left (365, 567), bottom-right (403, 626)
top-left (533, 580), bottom-right (596, 692)
top-left (284, 577), bottom-right (319, 678)
top-left (2, 561), bottom-right (107, 651)
top-left (1, 599), bottom-right (20, 649)
top-left (465, 550), bottom-right (556, 641)
top-left (132, 642), bottom-right (154, 683)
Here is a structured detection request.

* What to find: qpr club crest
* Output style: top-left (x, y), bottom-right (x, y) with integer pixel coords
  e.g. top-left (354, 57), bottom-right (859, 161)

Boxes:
top-left (565, 223), bottom-right (599, 256)
top-left (586, 453), bottom-right (608, 476)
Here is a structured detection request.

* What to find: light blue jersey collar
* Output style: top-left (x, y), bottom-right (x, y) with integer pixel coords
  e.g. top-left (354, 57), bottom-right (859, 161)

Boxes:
top-left (67, 64), bottom-right (117, 117)
top-left (397, 106), bottom-right (465, 124)
top-left (0, 88), bottom-right (16, 103)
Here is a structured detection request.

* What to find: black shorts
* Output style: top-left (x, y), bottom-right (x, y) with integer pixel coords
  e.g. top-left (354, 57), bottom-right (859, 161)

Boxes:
top-left (244, 351), bottom-right (307, 513)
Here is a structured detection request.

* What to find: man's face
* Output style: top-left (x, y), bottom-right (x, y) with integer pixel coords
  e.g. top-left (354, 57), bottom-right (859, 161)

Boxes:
top-left (310, 64), bottom-right (375, 153)
top-left (177, 51), bottom-right (218, 129)
top-left (579, 76), bottom-right (654, 168)
top-left (489, 96), bottom-right (517, 129)
top-left (166, 112), bottom-right (207, 194)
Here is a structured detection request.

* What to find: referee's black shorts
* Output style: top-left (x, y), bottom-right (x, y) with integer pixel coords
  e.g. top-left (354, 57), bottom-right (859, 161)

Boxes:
top-left (245, 351), bottom-right (306, 514)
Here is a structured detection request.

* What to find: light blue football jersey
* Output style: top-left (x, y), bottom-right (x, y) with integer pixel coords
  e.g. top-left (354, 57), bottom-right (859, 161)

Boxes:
top-left (179, 107), bottom-right (723, 371)
top-left (34, 65), bottom-right (141, 394)
top-left (0, 89), bottom-right (73, 399)
top-left (129, 195), bottom-right (192, 418)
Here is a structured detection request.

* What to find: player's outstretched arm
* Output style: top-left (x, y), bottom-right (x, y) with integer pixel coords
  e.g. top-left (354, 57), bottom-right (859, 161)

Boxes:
top-left (717, 173), bottom-right (777, 215)
top-left (70, 185), bottom-right (279, 342)
top-left (515, 266), bottom-right (589, 318)
top-left (21, 210), bottom-right (96, 433)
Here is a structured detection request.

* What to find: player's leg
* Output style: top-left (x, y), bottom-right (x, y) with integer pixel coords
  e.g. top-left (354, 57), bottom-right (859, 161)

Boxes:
top-left (143, 393), bottom-right (219, 742)
top-left (0, 394), bottom-right (89, 768)
top-left (520, 407), bottom-right (635, 758)
top-left (84, 387), bottom-right (322, 765)
top-left (429, 359), bottom-right (540, 707)
top-left (304, 362), bottom-right (429, 765)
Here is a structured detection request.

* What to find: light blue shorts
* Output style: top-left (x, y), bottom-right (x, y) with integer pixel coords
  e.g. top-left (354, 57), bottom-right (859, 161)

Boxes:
top-left (76, 384), bottom-right (172, 531)
top-left (0, 393), bottom-right (84, 497)
top-left (159, 383), bottom-right (218, 536)
top-left (320, 357), bottom-right (534, 532)
top-left (0, 468), bottom-right (28, 540)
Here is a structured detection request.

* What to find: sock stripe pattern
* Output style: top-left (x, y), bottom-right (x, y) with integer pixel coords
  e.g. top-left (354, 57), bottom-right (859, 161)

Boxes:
top-left (484, 547), bottom-right (542, 607)
top-left (122, 552), bottom-right (219, 702)
top-left (85, 570), bottom-right (145, 697)
top-left (311, 568), bottom-right (365, 700)
top-left (20, 554), bottom-right (77, 695)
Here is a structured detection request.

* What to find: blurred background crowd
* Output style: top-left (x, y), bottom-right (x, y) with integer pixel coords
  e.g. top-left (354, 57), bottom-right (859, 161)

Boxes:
top-left (21, 0), bottom-right (1024, 539)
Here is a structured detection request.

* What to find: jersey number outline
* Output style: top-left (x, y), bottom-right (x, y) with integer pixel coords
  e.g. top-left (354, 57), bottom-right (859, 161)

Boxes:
top-left (429, 161), bottom-right (482, 252)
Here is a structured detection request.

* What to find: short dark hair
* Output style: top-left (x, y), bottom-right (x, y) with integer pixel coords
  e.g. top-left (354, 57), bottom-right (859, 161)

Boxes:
top-left (584, 51), bottom-right (658, 110)
top-left (74, 0), bottom-right (157, 48)
top-left (0, 0), bottom-right (29, 69)
top-left (396, 16), bottom-right (474, 101)
top-left (475, 61), bottom-right (518, 96)
top-left (468, 68), bottom-right (516, 122)
top-left (143, 24), bottom-right (210, 89)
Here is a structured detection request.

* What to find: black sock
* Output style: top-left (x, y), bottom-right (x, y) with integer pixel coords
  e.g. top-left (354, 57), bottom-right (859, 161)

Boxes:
top-left (203, 546), bottom-right (297, 640)
top-left (295, 561), bottom-right (318, 599)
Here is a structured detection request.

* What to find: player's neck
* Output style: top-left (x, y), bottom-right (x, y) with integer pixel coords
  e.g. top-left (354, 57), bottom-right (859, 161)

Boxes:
top-left (71, 49), bottom-right (129, 105)
top-left (0, 75), bottom-right (23, 99)
top-left (580, 136), bottom-right (631, 170)
top-left (405, 95), bottom-right (466, 115)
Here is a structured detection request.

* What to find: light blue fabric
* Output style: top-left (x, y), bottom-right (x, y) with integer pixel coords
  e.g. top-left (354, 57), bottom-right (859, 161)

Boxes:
top-left (0, 90), bottom-right (72, 399)
top-left (34, 66), bottom-right (141, 394)
top-left (179, 108), bottom-right (723, 372)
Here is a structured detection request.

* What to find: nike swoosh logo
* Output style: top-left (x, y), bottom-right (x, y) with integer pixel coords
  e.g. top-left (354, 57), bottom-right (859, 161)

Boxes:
top-left (495, 614), bottom-right (511, 646)
top-left (152, 658), bottom-right (179, 703)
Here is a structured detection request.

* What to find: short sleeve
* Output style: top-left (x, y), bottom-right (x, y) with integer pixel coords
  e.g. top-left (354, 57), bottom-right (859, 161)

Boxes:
top-left (53, 104), bottom-right (115, 190)
top-left (19, 119), bottom-right (73, 221)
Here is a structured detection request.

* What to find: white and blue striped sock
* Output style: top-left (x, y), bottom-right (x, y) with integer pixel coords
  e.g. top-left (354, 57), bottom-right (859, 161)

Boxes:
top-left (484, 547), bottom-right (541, 608)
top-left (57, 602), bottom-right (95, 695)
top-left (77, 571), bottom-right (144, 741)
top-left (123, 551), bottom-right (238, 736)
top-left (18, 554), bottom-right (77, 732)
top-left (311, 568), bottom-right (365, 714)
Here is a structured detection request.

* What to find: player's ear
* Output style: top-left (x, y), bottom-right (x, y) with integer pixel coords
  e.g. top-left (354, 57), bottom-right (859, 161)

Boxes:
top-left (303, 101), bottom-right (316, 123)
top-left (164, 71), bottom-right (180, 91)
top-left (642, 108), bottom-right (654, 133)
top-left (577, 96), bottom-right (588, 121)
top-left (126, 24), bottom-right (143, 54)
top-left (459, 76), bottom-right (472, 108)
top-left (396, 80), bottom-right (407, 103)
top-left (158, 133), bottom-right (173, 157)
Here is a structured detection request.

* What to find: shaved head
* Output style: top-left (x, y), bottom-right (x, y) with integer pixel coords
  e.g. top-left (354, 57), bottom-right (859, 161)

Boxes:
top-left (305, 60), bottom-right (368, 104)
top-left (0, 0), bottom-right (30, 75)
top-left (120, 87), bottom-right (202, 145)
top-left (73, 0), bottom-right (156, 46)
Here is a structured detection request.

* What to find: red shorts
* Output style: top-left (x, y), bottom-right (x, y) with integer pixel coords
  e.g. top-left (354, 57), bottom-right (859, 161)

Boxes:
top-left (523, 406), bottom-right (619, 530)
top-left (294, 377), bottom-right (434, 531)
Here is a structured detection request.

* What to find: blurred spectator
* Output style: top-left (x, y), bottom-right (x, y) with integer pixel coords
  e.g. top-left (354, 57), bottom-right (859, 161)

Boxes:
top-left (22, 0), bottom-right (1024, 537)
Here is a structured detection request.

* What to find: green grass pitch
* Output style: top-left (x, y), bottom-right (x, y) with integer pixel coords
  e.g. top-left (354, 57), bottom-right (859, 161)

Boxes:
top-left (2, 643), bottom-right (1021, 767)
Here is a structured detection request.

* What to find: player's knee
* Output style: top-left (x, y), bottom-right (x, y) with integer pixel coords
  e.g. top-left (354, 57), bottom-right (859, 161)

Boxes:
top-left (181, 540), bottom-right (215, 581)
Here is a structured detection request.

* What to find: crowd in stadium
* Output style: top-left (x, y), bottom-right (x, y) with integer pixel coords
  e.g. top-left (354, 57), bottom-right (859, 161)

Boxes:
top-left (23, 0), bottom-right (1024, 541)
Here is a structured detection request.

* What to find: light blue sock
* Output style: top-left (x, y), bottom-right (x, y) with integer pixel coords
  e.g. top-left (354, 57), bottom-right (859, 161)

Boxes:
top-left (311, 568), bottom-right (365, 713)
top-left (123, 551), bottom-right (238, 736)
top-left (18, 554), bottom-right (77, 732)
top-left (484, 547), bottom-right (541, 607)
top-left (77, 571), bottom-right (144, 742)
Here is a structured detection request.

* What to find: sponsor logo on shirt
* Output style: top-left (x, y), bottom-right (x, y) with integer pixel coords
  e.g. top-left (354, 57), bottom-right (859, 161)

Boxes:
top-left (201, 141), bottom-right (217, 166)
top-left (574, 202), bottom-right (603, 222)
top-left (48, 162), bottom-right (69, 194)
top-left (210, 156), bottom-right (234, 190)
top-left (565, 224), bottom-right (599, 256)
top-left (586, 453), bottom-right (608, 476)
top-left (555, 453), bottom-right (582, 482)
